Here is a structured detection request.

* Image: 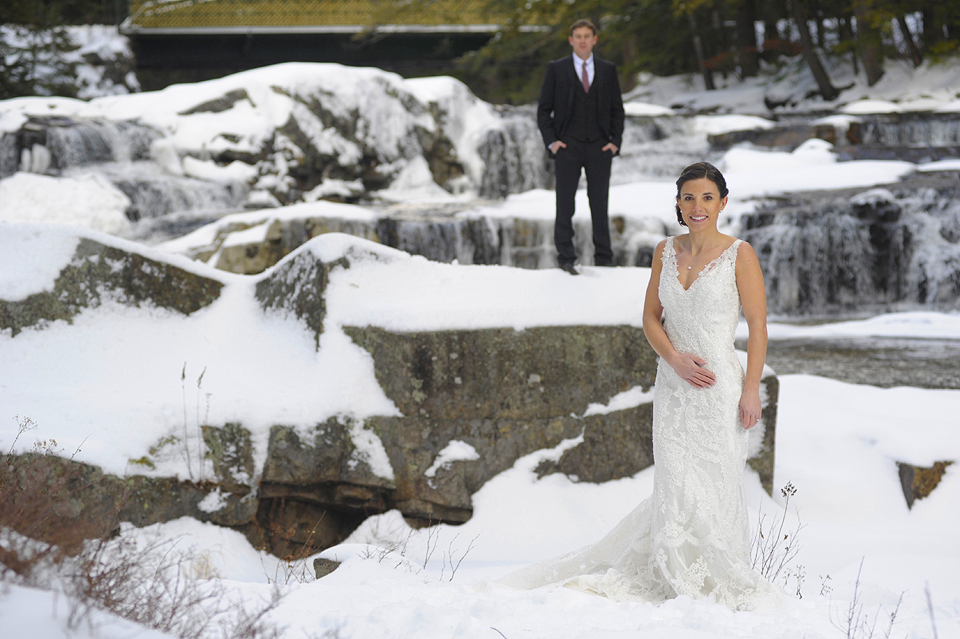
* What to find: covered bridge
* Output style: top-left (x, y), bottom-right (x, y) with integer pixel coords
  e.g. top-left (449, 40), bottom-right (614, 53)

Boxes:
top-left (121, 0), bottom-right (518, 89)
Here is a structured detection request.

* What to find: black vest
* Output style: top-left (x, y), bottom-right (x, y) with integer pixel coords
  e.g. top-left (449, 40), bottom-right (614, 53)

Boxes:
top-left (566, 81), bottom-right (603, 142)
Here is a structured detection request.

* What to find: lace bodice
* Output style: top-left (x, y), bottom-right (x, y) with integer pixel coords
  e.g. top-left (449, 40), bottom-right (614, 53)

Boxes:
top-left (659, 236), bottom-right (743, 365)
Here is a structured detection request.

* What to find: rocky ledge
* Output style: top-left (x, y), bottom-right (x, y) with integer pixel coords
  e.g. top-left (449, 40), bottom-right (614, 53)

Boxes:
top-left (2, 228), bottom-right (778, 558)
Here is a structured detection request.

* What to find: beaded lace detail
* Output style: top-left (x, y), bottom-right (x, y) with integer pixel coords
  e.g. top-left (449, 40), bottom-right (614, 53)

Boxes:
top-left (499, 236), bottom-right (783, 611)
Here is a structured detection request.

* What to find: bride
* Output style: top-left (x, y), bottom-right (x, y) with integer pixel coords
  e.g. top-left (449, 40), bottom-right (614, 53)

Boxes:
top-left (499, 162), bottom-right (783, 611)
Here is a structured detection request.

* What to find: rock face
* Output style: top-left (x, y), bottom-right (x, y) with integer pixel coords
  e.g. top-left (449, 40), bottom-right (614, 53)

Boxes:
top-left (344, 325), bottom-right (662, 523)
top-left (0, 237), bottom-right (223, 336)
top-left (345, 326), bottom-right (659, 421)
top-left (254, 246), bottom-right (348, 346)
top-left (2, 232), bottom-right (779, 559)
top-left (897, 460), bottom-right (954, 509)
top-left (0, 451), bottom-right (258, 553)
top-left (254, 323), bottom-right (778, 555)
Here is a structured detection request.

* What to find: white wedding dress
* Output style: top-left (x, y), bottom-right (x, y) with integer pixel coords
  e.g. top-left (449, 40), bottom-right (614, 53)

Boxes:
top-left (499, 237), bottom-right (783, 611)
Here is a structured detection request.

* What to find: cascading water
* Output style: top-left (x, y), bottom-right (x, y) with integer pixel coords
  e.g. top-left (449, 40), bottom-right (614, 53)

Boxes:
top-left (614, 115), bottom-right (710, 182)
top-left (478, 105), bottom-right (552, 199)
top-left (16, 116), bottom-right (157, 170)
top-left (4, 116), bottom-right (248, 227)
top-left (849, 112), bottom-right (960, 161)
top-left (96, 163), bottom-right (248, 222)
top-left (0, 134), bottom-right (18, 179)
top-left (476, 111), bottom-right (711, 199)
top-left (741, 171), bottom-right (960, 316)
top-left (4, 84), bottom-right (959, 319)
top-left (375, 216), bottom-right (489, 265)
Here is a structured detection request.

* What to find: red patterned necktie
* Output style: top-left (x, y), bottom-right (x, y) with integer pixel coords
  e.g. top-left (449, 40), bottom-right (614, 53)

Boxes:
top-left (581, 62), bottom-right (590, 92)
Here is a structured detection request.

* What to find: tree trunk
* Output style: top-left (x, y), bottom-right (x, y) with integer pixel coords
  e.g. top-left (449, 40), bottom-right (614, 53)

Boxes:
top-left (736, 0), bottom-right (760, 77)
top-left (853, 0), bottom-right (884, 86)
top-left (713, 9), bottom-right (730, 79)
top-left (688, 11), bottom-right (716, 91)
top-left (761, 16), bottom-right (779, 61)
top-left (921, 8), bottom-right (939, 50)
top-left (839, 16), bottom-right (859, 75)
top-left (788, 0), bottom-right (839, 101)
top-left (897, 15), bottom-right (923, 67)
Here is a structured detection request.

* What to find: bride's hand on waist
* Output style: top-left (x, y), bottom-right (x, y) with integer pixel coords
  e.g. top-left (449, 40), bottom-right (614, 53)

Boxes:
top-left (668, 353), bottom-right (716, 389)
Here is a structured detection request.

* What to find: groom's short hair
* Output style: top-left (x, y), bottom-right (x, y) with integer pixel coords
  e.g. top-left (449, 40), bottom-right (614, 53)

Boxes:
top-left (569, 19), bottom-right (598, 36)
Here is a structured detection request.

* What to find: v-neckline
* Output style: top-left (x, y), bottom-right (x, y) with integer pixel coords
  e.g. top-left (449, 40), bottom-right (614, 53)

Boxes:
top-left (671, 237), bottom-right (739, 292)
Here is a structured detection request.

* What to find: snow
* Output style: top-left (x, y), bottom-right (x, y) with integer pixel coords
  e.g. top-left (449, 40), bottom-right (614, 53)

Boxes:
top-left (424, 440), bottom-right (481, 478)
top-left (693, 114), bottom-right (775, 135)
top-left (347, 418), bottom-right (396, 481)
top-left (840, 99), bottom-right (903, 114)
top-left (623, 102), bottom-right (674, 117)
top-left (736, 311), bottom-right (960, 341)
top-left (583, 385), bottom-right (657, 417)
top-left (2, 49), bottom-right (960, 639)
top-left (0, 582), bottom-right (176, 639)
top-left (322, 242), bottom-right (649, 331)
top-left (6, 363), bottom-right (958, 639)
top-left (0, 224), bottom-right (81, 300)
top-left (197, 488), bottom-right (229, 514)
top-left (917, 158), bottom-right (960, 173)
top-left (629, 56), bottom-right (960, 116)
top-left (0, 172), bottom-right (133, 235)
top-left (717, 139), bottom-right (915, 200)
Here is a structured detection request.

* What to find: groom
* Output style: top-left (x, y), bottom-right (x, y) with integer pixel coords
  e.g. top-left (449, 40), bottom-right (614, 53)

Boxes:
top-left (537, 18), bottom-right (625, 274)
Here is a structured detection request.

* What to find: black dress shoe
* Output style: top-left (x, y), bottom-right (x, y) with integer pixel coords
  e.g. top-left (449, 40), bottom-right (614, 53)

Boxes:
top-left (559, 262), bottom-right (579, 275)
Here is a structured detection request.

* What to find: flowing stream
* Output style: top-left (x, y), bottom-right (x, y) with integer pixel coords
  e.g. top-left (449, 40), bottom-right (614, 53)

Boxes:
top-left (737, 335), bottom-right (960, 389)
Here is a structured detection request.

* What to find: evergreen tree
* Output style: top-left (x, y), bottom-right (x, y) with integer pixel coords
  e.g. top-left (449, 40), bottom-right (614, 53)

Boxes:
top-left (0, 0), bottom-right (82, 99)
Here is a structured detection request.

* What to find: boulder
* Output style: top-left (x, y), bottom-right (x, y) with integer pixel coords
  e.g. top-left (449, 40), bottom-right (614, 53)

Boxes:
top-left (709, 124), bottom-right (837, 151)
top-left (211, 216), bottom-right (379, 274)
top-left (342, 325), bottom-right (658, 420)
top-left (313, 557), bottom-right (341, 579)
top-left (0, 451), bottom-right (257, 555)
top-left (202, 423), bottom-right (255, 495)
top-left (897, 460), bottom-right (954, 509)
top-left (254, 247), bottom-right (349, 347)
top-left (0, 237), bottom-right (222, 336)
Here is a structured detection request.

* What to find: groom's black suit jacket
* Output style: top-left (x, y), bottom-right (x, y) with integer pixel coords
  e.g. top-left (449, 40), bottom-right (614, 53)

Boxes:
top-left (537, 55), bottom-right (625, 155)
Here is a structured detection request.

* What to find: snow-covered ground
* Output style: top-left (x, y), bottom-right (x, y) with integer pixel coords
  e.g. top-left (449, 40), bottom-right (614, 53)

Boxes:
top-left (1, 38), bottom-right (959, 639)
top-left (628, 55), bottom-right (960, 115)
top-left (1, 226), bottom-right (959, 639)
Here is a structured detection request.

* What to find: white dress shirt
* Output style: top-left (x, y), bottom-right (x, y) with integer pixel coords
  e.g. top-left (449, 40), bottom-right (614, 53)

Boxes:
top-left (573, 53), bottom-right (595, 88)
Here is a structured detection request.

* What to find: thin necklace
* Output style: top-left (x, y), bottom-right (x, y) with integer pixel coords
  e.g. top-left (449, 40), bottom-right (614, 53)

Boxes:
top-left (685, 238), bottom-right (726, 270)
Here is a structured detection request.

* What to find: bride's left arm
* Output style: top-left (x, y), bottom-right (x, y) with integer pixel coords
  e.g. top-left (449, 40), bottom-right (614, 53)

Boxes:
top-left (736, 242), bottom-right (767, 430)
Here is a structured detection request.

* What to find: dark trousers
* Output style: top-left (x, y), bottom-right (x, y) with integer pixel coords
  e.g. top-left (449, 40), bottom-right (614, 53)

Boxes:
top-left (553, 138), bottom-right (614, 266)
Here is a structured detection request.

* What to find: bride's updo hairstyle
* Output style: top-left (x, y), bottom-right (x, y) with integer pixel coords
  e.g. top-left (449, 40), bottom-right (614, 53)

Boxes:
top-left (675, 162), bottom-right (729, 227)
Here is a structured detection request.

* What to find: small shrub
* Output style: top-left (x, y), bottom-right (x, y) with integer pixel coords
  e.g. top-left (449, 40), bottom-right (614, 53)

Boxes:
top-left (751, 481), bottom-right (805, 592)
top-left (2, 417), bottom-right (288, 639)
top-left (0, 416), bottom-right (117, 580)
